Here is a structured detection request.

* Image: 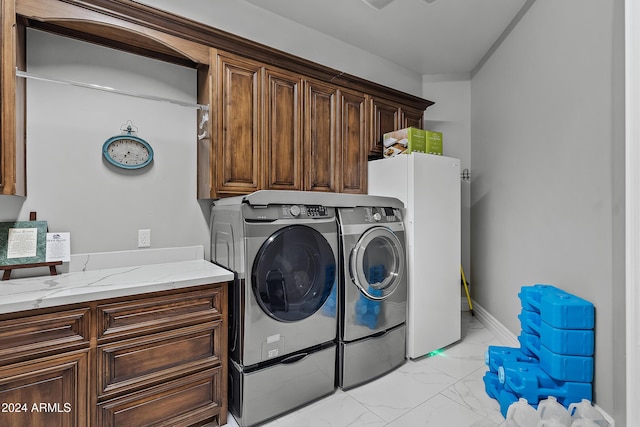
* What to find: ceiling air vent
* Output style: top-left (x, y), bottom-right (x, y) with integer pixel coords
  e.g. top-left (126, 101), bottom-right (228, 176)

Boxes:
top-left (361, 0), bottom-right (395, 10)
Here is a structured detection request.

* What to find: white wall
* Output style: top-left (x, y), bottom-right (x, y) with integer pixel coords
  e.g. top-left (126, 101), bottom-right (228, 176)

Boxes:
top-left (136, 0), bottom-right (424, 96)
top-left (422, 75), bottom-right (471, 277)
top-left (0, 29), bottom-right (210, 258)
top-left (470, 0), bottom-right (625, 422)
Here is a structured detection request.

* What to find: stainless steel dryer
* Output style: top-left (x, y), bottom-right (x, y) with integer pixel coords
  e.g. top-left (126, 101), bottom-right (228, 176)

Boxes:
top-left (337, 200), bottom-right (407, 389)
top-left (210, 191), bottom-right (339, 427)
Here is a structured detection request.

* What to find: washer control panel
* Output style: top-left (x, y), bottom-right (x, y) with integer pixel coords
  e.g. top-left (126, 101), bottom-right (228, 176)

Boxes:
top-left (282, 204), bottom-right (330, 218)
top-left (243, 203), bottom-right (333, 221)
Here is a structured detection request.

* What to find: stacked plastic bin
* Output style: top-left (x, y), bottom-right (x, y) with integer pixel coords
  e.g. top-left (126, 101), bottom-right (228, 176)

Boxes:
top-left (483, 284), bottom-right (594, 417)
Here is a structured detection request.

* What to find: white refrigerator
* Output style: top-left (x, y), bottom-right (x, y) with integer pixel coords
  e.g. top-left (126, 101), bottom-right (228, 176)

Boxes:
top-left (368, 153), bottom-right (461, 359)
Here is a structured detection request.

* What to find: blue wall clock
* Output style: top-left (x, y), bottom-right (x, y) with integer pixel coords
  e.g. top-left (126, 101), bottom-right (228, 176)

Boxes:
top-left (102, 123), bottom-right (154, 170)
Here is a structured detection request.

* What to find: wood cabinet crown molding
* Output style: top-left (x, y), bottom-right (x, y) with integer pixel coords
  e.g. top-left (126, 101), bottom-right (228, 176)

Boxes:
top-left (15, 0), bottom-right (433, 110)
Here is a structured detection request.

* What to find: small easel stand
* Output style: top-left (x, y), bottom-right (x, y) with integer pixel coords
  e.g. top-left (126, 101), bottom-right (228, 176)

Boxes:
top-left (1, 262), bottom-right (62, 281)
top-left (0, 212), bottom-right (62, 281)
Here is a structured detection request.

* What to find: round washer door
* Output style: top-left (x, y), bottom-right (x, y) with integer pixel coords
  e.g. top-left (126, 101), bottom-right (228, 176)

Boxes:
top-left (252, 225), bottom-right (336, 322)
top-left (350, 227), bottom-right (405, 300)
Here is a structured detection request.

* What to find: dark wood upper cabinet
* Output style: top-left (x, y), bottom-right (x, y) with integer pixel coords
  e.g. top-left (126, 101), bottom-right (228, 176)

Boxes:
top-left (216, 53), bottom-right (262, 197)
top-left (304, 79), bottom-right (337, 193)
top-left (402, 106), bottom-right (425, 130)
top-left (0, 0), bottom-right (434, 198)
top-left (263, 67), bottom-right (303, 191)
top-left (369, 96), bottom-right (401, 158)
top-left (338, 89), bottom-right (368, 194)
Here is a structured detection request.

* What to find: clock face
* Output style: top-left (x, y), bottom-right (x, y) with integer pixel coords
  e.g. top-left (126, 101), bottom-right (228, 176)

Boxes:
top-left (102, 136), bottom-right (153, 169)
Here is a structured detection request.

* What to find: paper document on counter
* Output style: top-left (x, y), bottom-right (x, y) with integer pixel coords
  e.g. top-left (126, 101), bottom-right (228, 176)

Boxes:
top-left (46, 232), bottom-right (71, 262)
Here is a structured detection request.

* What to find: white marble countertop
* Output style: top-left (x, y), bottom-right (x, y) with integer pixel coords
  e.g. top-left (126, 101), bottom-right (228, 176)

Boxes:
top-left (0, 259), bottom-right (234, 314)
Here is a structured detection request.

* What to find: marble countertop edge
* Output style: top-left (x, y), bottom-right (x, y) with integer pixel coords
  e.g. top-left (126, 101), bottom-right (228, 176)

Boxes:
top-left (0, 259), bottom-right (234, 315)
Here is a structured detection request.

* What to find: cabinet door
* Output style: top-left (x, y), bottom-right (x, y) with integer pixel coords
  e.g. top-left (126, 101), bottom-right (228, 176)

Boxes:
top-left (0, 3), bottom-right (25, 196)
top-left (216, 53), bottom-right (262, 196)
top-left (0, 350), bottom-right (89, 427)
top-left (304, 79), bottom-right (337, 192)
top-left (369, 97), bottom-right (400, 157)
top-left (263, 68), bottom-right (303, 190)
top-left (337, 89), bottom-right (367, 194)
top-left (401, 106), bottom-right (425, 130)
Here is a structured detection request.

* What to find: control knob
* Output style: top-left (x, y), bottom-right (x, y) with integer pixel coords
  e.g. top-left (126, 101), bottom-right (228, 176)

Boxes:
top-left (289, 205), bottom-right (301, 217)
top-left (373, 212), bottom-right (382, 222)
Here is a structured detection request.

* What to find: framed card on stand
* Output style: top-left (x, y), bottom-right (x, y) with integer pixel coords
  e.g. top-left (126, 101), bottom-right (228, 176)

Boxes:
top-left (0, 221), bottom-right (48, 266)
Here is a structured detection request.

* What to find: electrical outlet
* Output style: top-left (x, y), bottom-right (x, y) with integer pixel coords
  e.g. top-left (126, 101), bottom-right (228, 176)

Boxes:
top-left (138, 229), bottom-right (151, 248)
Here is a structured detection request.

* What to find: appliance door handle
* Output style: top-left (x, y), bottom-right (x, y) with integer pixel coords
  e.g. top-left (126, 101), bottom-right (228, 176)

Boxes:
top-left (266, 269), bottom-right (288, 312)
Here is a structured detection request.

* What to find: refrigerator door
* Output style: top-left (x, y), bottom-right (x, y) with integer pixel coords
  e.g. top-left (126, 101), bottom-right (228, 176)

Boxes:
top-left (368, 153), bottom-right (461, 358)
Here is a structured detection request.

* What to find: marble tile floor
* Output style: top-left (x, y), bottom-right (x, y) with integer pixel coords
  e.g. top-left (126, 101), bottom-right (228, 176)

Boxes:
top-left (223, 312), bottom-right (512, 427)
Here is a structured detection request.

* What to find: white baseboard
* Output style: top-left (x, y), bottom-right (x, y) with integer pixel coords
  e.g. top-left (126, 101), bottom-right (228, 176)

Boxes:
top-left (471, 300), bottom-right (518, 348)
top-left (471, 300), bottom-right (615, 425)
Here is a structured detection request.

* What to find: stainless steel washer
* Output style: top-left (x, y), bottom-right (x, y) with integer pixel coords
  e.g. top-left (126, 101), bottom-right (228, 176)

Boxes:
top-left (211, 191), bottom-right (339, 427)
top-left (337, 202), bottom-right (408, 389)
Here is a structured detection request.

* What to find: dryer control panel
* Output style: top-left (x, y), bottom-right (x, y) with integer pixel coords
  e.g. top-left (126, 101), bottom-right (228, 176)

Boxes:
top-left (364, 207), bottom-right (402, 223)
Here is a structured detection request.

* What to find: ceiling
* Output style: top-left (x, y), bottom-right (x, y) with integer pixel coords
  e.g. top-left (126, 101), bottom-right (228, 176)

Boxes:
top-left (244, 0), bottom-right (529, 75)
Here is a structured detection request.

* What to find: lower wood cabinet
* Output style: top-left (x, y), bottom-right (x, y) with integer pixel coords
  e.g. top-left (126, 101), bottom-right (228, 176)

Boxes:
top-left (0, 350), bottom-right (89, 427)
top-left (0, 283), bottom-right (228, 427)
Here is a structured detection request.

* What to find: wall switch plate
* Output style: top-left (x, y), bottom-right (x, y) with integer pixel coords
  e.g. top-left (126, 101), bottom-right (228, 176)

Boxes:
top-left (138, 229), bottom-right (151, 247)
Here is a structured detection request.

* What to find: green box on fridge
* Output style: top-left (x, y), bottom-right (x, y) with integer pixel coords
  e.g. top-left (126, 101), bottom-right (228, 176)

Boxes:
top-left (424, 130), bottom-right (443, 155)
top-left (383, 127), bottom-right (442, 158)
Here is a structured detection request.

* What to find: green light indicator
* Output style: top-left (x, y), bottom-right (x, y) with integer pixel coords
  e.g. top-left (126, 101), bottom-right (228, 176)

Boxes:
top-left (427, 349), bottom-right (445, 357)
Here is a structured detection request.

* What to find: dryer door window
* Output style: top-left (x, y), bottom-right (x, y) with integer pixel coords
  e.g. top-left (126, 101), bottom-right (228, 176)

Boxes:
top-left (350, 227), bottom-right (405, 300)
top-left (252, 225), bottom-right (336, 322)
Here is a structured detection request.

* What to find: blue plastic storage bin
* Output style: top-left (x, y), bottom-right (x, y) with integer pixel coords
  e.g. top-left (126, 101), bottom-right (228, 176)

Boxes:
top-left (518, 284), bottom-right (557, 312)
top-left (538, 345), bottom-right (593, 383)
top-left (483, 370), bottom-right (520, 417)
top-left (485, 345), bottom-right (538, 373)
top-left (539, 321), bottom-right (594, 357)
top-left (518, 333), bottom-right (593, 382)
top-left (518, 284), bottom-right (594, 329)
top-left (518, 331), bottom-right (541, 358)
top-left (518, 309), bottom-right (541, 335)
top-left (484, 284), bottom-right (595, 414)
top-left (498, 360), bottom-right (592, 408)
top-left (518, 321), bottom-right (594, 357)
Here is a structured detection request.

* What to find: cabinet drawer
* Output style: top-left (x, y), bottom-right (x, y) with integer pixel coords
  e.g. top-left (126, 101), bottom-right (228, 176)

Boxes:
top-left (97, 322), bottom-right (221, 399)
top-left (0, 307), bottom-right (90, 364)
top-left (97, 286), bottom-right (223, 341)
top-left (96, 367), bottom-right (222, 427)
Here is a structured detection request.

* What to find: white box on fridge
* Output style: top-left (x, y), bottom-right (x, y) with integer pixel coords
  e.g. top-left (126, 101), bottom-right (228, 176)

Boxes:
top-left (368, 153), bottom-right (461, 359)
